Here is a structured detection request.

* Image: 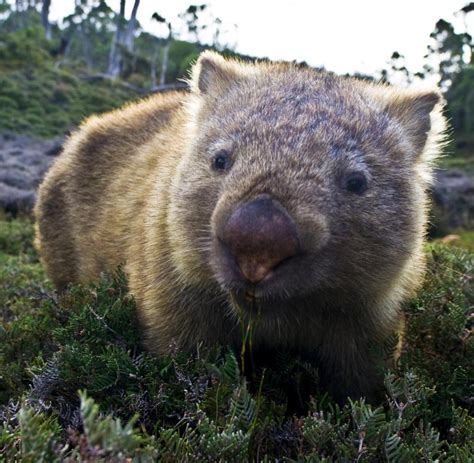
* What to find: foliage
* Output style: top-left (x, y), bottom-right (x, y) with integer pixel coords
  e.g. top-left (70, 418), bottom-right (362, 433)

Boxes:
top-left (0, 27), bottom-right (140, 137)
top-left (0, 26), bottom-right (51, 70)
top-left (0, 3), bottom-right (472, 458)
top-left (426, 8), bottom-right (474, 153)
top-left (381, 4), bottom-right (474, 155)
top-left (0, 214), bottom-right (472, 461)
top-left (0, 2), bottom-right (472, 460)
top-left (434, 230), bottom-right (474, 252)
top-left (446, 66), bottom-right (474, 135)
top-left (427, 19), bottom-right (473, 89)
top-left (0, 0), bottom-right (473, 159)
top-left (0, 7), bottom-right (237, 138)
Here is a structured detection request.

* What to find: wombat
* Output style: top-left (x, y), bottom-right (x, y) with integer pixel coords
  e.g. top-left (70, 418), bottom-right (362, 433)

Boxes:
top-left (35, 51), bottom-right (446, 401)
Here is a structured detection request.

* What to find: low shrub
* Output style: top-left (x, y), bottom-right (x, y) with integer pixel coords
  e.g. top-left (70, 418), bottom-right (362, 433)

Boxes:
top-left (0, 217), bottom-right (472, 461)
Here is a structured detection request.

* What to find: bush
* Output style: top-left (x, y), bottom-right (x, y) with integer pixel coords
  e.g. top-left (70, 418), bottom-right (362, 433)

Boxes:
top-left (0, 95), bottom-right (18, 110)
top-left (0, 215), bottom-right (472, 460)
top-left (0, 67), bottom-right (140, 137)
top-left (0, 27), bottom-right (51, 71)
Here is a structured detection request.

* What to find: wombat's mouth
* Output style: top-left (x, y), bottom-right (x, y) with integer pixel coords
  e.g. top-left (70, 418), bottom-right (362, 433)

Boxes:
top-left (212, 194), bottom-right (302, 289)
top-left (230, 288), bottom-right (263, 312)
top-left (213, 242), bottom-right (306, 306)
top-left (229, 277), bottom-right (298, 315)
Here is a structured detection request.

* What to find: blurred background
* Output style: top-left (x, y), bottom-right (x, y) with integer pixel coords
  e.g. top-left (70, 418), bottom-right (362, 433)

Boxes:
top-left (0, 0), bottom-right (473, 247)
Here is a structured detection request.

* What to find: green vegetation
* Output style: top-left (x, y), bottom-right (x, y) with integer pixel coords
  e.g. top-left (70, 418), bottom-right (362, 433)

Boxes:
top-left (0, 1), bottom-right (473, 160)
top-left (0, 216), bottom-right (472, 461)
top-left (0, 3), bottom-right (236, 138)
top-left (0, 63), bottom-right (138, 138)
top-left (0, 2), bottom-right (472, 460)
top-left (440, 134), bottom-right (474, 173)
top-left (0, 23), bottom-right (241, 138)
top-left (0, 27), bottom-right (140, 137)
top-left (434, 230), bottom-right (474, 252)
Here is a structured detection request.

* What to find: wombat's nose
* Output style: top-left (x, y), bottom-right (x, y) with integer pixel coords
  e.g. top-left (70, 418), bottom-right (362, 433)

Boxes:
top-left (222, 197), bottom-right (299, 284)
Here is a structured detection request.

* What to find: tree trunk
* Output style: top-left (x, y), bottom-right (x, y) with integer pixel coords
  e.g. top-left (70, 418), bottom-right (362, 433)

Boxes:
top-left (63, 35), bottom-right (72, 58)
top-left (150, 45), bottom-right (158, 89)
top-left (124, 0), bottom-right (140, 53)
top-left (41, 0), bottom-right (52, 40)
top-left (159, 24), bottom-right (172, 86)
top-left (53, 32), bottom-right (73, 69)
top-left (15, 0), bottom-right (24, 29)
top-left (79, 23), bottom-right (94, 69)
top-left (107, 0), bottom-right (126, 79)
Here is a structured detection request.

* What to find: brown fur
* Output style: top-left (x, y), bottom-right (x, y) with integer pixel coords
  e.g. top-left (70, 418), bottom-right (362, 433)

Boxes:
top-left (35, 51), bottom-right (446, 401)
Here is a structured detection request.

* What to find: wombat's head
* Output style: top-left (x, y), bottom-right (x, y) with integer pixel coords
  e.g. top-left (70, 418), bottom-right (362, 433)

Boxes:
top-left (168, 51), bottom-right (446, 314)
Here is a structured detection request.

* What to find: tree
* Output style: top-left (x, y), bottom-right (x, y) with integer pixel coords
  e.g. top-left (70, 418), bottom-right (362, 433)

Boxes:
top-left (446, 67), bottom-right (474, 133)
top-left (80, 0), bottom-right (115, 70)
top-left (160, 22), bottom-right (172, 86)
top-left (150, 12), bottom-right (173, 88)
top-left (107, 0), bottom-right (141, 79)
top-left (107, 0), bottom-right (126, 78)
top-left (179, 4), bottom-right (207, 42)
top-left (212, 16), bottom-right (222, 49)
top-left (41, 0), bottom-right (51, 40)
top-left (445, 3), bottom-right (474, 133)
top-left (457, 2), bottom-right (474, 63)
top-left (427, 19), bottom-right (472, 90)
top-left (124, 0), bottom-right (140, 53)
top-left (62, 0), bottom-right (99, 69)
top-left (388, 51), bottom-right (411, 84)
top-left (76, 0), bottom-right (93, 68)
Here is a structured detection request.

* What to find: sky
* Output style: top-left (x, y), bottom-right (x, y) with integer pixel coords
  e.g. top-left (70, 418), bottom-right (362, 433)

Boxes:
top-left (50, 0), bottom-right (473, 77)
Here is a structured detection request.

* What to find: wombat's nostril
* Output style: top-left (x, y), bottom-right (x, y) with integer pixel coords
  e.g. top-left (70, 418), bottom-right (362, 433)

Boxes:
top-left (222, 197), bottom-right (299, 284)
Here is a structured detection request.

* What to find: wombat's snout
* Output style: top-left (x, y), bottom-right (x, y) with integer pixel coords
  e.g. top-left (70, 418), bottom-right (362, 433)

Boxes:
top-left (221, 196), bottom-right (299, 284)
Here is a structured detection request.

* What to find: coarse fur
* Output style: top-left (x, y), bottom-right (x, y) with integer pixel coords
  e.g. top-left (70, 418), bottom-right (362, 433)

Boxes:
top-left (35, 51), bottom-right (447, 401)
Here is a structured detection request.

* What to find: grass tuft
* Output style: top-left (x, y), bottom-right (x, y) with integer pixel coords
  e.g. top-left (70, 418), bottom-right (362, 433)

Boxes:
top-left (0, 216), bottom-right (472, 460)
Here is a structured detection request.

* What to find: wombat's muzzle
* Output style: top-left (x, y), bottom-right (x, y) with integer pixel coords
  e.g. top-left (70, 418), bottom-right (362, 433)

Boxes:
top-left (221, 196), bottom-right (300, 284)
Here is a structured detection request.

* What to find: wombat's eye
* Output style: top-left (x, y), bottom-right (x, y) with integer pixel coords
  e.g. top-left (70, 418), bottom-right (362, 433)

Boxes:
top-left (345, 172), bottom-right (368, 194)
top-left (212, 150), bottom-right (231, 172)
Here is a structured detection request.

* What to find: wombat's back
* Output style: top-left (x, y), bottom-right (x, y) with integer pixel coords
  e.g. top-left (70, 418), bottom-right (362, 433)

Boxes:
top-left (35, 91), bottom-right (185, 289)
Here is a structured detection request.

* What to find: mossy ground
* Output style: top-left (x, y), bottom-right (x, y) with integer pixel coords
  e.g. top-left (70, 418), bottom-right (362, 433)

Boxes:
top-left (0, 28), bottom-right (141, 138)
top-left (434, 230), bottom-right (474, 252)
top-left (0, 215), bottom-right (473, 461)
top-left (0, 64), bottom-right (140, 138)
top-left (440, 134), bottom-right (474, 173)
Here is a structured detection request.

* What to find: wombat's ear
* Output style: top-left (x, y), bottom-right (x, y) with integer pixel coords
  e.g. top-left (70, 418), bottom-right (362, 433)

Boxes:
top-left (384, 90), bottom-right (442, 154)
top-left (190, 50), bottom-right (250, 96)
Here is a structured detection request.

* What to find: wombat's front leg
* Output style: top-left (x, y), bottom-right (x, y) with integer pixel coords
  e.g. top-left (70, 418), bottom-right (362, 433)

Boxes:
top-left (317, 339), bottom-right (385, 403)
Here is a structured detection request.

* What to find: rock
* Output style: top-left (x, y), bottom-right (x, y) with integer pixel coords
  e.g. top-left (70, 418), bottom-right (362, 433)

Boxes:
top-left (8, 149), bottom-right (22, 156)
top-left (431, 169), bottom-right (474, 234)
top-left (0, 183), bottom-right (36, 215)
top-left (0, 166), bottom-right (35, 190)
top-left (45, 142), bottom-right (63, 157)
top-left (0, 133), bottom-right (64, 216)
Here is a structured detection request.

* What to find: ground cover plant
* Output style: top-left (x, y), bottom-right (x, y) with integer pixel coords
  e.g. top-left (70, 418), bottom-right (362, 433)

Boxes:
top-left (0, 214), bottom-right (472, 461)
top-left (0, 3), bottom-right (473, 460)
top-left (0, 27), bottom-right (141, 138)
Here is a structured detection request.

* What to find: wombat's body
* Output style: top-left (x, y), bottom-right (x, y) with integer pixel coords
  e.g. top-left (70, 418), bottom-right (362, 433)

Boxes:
top-left (35, 52), bottom-right (446, 401)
